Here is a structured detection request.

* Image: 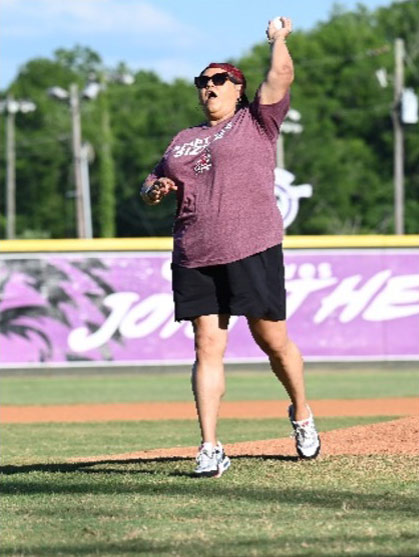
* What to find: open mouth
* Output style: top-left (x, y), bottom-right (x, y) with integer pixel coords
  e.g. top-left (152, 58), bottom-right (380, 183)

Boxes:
top-left (207, 91), bottom-right (217, 99)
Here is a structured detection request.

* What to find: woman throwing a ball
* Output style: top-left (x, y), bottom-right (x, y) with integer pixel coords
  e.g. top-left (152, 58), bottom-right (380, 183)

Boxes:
top-left (141, 17), bottom-right (320, 477)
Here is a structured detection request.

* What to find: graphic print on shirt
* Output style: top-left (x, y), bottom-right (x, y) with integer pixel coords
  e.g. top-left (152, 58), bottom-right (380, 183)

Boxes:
top-left (194, 147), bottom-right (212, 174)
top-left (172, 121), bottom-right (234, 175)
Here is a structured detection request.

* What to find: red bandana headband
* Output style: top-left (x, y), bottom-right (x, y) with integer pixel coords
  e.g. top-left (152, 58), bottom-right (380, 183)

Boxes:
top-left (204, 62), bottom-right (247, 92)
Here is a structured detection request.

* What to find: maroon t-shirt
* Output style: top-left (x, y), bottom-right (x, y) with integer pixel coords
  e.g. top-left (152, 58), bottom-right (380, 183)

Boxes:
top-left (146, 89), bottom-right (290, 268)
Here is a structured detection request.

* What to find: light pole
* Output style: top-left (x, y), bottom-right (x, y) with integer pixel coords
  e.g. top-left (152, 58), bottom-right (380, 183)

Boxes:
top-left (80, 142), bottom-right (94, 239)
top-left (48, 84), bottom-right (91, 238)
top-left (377, 39), bottom-right (418, 235)
top-left (393, 38), bottom-right (405, 235)
top-left (48, 71), bottom-right (134, 239)
top-left (0, 96), bottom-right (36, 239)
top-left (69, 84), bottom-right (86, 238)
top-left (277, 108), bottom-right (303, 168)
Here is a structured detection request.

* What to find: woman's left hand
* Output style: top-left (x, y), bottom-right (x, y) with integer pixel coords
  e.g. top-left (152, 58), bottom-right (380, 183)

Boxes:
top-left (142, 177), bottom-right (177, 205)
top-left (266, 17), bottom-right (292, 44)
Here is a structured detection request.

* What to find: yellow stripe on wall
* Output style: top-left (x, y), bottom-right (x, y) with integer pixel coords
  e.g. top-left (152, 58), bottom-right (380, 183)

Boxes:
top-left (0, 237), bottom-right (173, 253)
top-left (0, 235), bottom-right (418, 253)
top-left (284, 235), bottom-right (419, 249)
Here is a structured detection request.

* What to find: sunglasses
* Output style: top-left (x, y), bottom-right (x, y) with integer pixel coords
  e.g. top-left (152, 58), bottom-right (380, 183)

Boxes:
top-left (194, 72), bottom-right (237, 89)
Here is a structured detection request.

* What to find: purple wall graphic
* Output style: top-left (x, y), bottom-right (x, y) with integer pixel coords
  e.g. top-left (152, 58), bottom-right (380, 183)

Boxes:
top-left (0, 249), bottom-right (418, 366)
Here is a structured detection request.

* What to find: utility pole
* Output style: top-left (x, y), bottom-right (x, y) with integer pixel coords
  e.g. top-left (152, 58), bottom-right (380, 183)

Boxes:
top-left (393, 38), bottom-right (404, 235)
top-left (98, 73), bottom-right (116, 237)
top-left (80, 142), bottom-right (93, 239)
top-left (276, 135), bottom-right (284, 169)
top-left (49, 72), bottom-right (133, 238)
top-left (1, 96), bottom-right (36, 239)
top-left (276, 109), bottom-right (303, 169)
top-left (69, 84), bottom-right (86, 238)
top-left (5, 96), bottom-right (16, 239)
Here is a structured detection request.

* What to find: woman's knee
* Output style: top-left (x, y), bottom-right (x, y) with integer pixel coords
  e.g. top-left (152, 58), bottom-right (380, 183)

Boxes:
top-left (248, 321), bottom-right (289, 359)
top-left (259, 335), bottom-right (290, 359)
top-left (195, 330), bottom-right (227, 360)
top-left (193, 316), bottom-right (229, 360)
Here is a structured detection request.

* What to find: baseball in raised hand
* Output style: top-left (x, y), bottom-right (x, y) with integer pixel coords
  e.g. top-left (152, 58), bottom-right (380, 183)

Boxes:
top-left (266, 16), bottom-right (292, 43)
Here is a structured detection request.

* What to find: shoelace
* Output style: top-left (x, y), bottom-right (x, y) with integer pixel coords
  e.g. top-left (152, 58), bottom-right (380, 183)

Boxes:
top-left (196, 448), bottom-right (214, 465)
top-left (291, 422), bottom-right (318, 444)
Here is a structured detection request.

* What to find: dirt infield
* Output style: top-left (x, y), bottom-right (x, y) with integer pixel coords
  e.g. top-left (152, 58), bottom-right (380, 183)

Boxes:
top-left (69, 416), bottom-right (419, 463)
top-left (3, 397), bottom-right (417, 461)
top-left (2, 397), bottom-right (418, 424)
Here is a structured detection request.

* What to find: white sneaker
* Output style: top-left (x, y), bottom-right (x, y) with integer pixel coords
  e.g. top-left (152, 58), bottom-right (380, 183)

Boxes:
top-left (194, 442), bottom-right (231, 478)
top-left (288, 405), bottom-right (321, 460)
top-left (214, 442), bottom-right (231, 477)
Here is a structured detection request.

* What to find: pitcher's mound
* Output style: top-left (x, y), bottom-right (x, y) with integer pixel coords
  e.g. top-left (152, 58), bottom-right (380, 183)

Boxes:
top-left (71, 416), bottom-right (419, 464)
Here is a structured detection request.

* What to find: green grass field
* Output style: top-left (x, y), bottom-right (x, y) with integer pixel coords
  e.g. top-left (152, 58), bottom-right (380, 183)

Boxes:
top-left (1, 369), bottom-right (418, 556)
top-left (1, 369), bottom-right (418, 405)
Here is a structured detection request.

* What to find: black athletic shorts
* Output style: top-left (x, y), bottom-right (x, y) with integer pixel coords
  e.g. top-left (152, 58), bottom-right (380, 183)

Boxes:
top-left (172, 244), bottom-right (286, 322)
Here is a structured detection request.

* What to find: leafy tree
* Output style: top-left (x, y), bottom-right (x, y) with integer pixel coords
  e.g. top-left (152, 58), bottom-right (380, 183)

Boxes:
top-left (0, 57), bottom-right (80, 237)
top-left (54, 45), bottom-right (102, 81)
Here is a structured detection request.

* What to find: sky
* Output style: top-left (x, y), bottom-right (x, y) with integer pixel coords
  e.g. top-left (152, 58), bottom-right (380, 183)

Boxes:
top-left (1, 0), bottom-right (395, 89)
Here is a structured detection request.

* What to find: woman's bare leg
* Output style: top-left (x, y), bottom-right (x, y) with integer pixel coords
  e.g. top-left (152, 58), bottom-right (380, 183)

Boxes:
top-left (191, 314), bottom-right (230, 445)
top-left (247, 317), bottom-right (310, 421)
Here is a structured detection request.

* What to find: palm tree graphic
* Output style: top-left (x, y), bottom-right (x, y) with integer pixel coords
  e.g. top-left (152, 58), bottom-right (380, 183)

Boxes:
top-left (0, 257), bottom-right (117, 363)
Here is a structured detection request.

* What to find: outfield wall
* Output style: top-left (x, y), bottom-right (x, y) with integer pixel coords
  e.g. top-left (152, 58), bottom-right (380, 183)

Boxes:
top-left (1, 236), bottom-right (418, 367)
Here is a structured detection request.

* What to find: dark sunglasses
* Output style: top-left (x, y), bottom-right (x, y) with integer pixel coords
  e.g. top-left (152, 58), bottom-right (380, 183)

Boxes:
top-left (194, 72), bottom-right (237, 89)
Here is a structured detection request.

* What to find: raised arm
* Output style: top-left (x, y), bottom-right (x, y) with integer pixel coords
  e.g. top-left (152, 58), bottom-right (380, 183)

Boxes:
top-left (260, 17), bottom-right (294, 105)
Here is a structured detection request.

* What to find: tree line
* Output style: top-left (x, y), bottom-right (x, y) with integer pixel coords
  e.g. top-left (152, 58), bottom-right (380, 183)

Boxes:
top-left (0, 0), bottom-right (418, 238)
